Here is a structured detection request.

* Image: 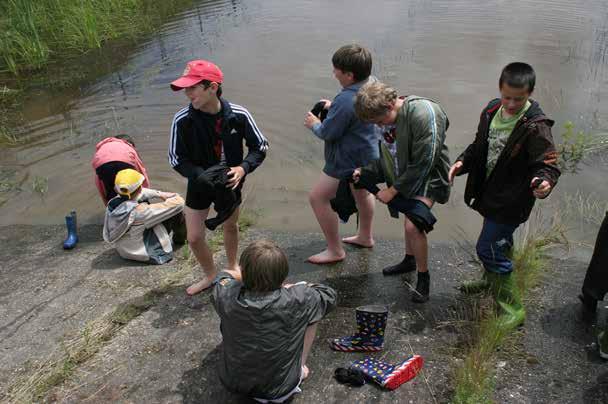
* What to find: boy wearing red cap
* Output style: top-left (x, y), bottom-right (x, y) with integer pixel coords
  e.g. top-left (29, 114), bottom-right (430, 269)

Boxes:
top-left (169, 60), bottom-right (268, 295)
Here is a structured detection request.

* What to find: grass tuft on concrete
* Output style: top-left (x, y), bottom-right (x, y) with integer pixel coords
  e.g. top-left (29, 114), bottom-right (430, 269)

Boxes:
top-left (452, 212), bottom-right (566, 403)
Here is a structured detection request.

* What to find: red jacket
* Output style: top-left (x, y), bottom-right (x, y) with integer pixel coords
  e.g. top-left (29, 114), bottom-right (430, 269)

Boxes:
top-left (91, 137), bottom-right (150, 204)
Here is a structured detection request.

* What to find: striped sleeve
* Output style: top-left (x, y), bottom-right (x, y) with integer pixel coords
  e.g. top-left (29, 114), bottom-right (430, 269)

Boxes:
top-left (230, 103), bottom-right (268, 173)
top-left (168, 106), bottom-right (189, 168)
top-left (230, 103), bottom-right (269, 152)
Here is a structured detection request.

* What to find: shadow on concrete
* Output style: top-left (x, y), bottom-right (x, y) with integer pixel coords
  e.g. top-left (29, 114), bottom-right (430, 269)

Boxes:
top-left (90, 248), bottom-right (151, 270)
top-left (177, 344), bottom-right (255, 404)
top-left (539, 301), bottom-right (595, 345)
top-left (583, 370), bottom-right (608, 403)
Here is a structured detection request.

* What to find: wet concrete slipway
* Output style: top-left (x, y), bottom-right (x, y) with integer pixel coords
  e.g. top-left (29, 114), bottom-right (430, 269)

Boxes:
top-left (0, 225), bottom-right (606, 403)
top-left (2, 0), bottom-right (608, 402)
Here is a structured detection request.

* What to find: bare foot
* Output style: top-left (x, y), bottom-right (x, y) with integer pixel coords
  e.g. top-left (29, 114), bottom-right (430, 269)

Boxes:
top-left (224, 265), bottom-right (242, 282)
top-left (342, 235), bottom-right (374, 248)
top-left (301, 365), bottom-right (310, 380)
top-left (186, 274), bottom-right (216, 296)
top-left (306, 249), bottom-right (345, 264)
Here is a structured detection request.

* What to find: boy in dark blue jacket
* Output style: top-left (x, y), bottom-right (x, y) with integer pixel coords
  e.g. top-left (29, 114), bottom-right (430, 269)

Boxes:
top-left (303, 44), bottom-right (379, 264)
top-left (169, 59), bottom-right (268, 295)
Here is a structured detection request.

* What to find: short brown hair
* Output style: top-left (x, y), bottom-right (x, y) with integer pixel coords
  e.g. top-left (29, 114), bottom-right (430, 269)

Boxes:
top-left (240, 240), bottom-right (289, 292)
top-left (332, 44), bottom-right (372, 82)
top-left (354, 81), bottom-right (398, 122)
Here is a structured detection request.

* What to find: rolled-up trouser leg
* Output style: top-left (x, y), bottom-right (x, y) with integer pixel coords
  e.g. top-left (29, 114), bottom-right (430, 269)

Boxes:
top-left (475, 218), bottom-right (519, 274)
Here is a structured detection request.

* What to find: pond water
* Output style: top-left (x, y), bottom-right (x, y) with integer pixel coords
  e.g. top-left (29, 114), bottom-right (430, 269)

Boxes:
top-left (1, 0), bottom-right (607, 244)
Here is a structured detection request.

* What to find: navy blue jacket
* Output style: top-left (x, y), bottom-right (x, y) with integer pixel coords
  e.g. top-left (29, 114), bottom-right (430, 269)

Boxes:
top-left (168, 98), bottom-right (268, 180)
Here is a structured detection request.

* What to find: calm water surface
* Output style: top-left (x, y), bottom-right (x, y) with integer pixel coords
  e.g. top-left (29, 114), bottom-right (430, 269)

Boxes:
top-left (1, 0), bottom-right (607, 243)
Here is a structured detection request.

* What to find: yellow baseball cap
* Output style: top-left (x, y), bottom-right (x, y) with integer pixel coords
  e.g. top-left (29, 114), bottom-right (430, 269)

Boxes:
top-left (114, 169), bottom-right (145, 198)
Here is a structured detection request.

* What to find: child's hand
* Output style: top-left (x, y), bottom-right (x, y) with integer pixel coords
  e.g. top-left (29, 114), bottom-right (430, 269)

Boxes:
top-left (352, 168), bottom-right (362, 183)
top-left (227, 166), bottom-right (245, 189)
top-left (377, 187), bottom-right (398, 204)
top-left (159, 191), bottom-right (176, 199)
top-left (530, 177), bottom-right (552, 199)
top-left (448, 161), bottom-right (463, 184)
top-left (304, 112), bottom-right (321, 129)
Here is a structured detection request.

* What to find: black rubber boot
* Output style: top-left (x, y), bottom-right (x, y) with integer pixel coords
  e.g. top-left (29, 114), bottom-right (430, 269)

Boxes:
top-left (382, 254), bottom-right (416, 276)
top-left (412, 271), bottom-right (430, 303)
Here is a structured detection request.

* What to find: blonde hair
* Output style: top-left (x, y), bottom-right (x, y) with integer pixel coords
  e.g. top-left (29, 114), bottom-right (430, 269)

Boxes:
top-left (355, 81), bottom-right (398, 122)
top-left (240, 240), bottom-right (289, 292)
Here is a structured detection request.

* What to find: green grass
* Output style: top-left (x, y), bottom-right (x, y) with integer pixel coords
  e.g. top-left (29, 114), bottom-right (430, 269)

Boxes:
top-left (0, 0), bottom-right (196, 75)
top-left (452, 212), bottom-right (565, 403)
top-left (557, 121), bottom-right (608, 174)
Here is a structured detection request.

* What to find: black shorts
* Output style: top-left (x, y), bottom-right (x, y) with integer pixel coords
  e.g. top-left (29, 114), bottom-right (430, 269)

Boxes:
top-left (186, 179), bottom-right (243, 210)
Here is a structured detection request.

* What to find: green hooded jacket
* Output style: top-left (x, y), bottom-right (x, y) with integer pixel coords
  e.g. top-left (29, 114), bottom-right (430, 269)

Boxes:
top-left (362, 95), bottom-right (451, 204)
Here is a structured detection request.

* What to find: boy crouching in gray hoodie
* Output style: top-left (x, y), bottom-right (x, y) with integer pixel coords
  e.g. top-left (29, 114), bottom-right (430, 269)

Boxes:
top-left (103, 168), bottom-right (186, 264)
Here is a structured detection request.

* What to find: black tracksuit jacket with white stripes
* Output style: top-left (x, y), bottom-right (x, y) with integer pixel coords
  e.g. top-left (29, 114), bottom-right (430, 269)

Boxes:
top-left (168, 98), bottom-right (268, 180)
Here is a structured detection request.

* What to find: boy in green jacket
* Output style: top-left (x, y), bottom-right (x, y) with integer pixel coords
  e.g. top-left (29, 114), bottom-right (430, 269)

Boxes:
top-left (354, 81), bottom-right (451, 303)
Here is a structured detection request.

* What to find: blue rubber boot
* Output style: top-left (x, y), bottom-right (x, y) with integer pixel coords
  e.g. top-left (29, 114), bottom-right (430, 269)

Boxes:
top-left (63, 211), bottom-right (78, 250)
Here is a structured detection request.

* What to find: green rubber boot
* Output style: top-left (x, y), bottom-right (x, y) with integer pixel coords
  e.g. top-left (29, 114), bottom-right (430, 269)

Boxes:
top-left (490, 272), bottom-right (526, 331)
top-left (459, 272), bottom-right (491, 295)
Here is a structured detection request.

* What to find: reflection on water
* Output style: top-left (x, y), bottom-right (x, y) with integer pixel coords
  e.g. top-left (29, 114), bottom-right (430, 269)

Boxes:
top-left (1, 0), bottom-right (607, 244)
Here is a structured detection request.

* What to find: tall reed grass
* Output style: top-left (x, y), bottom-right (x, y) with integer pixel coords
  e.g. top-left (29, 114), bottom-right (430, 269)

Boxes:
top-left (0, 0), bottom-right (194, 75)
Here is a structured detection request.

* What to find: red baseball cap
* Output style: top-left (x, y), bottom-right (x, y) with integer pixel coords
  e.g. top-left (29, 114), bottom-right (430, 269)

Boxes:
top-left (170, 60), bottom-right (223, 91)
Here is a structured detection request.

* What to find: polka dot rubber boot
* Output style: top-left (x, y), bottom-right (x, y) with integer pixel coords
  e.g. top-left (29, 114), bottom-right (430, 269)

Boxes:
top-left (330, 305), bottom-right (388, 352)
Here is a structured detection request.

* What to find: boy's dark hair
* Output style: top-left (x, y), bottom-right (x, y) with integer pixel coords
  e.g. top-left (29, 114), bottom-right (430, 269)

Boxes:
top-left (499, 62), bottom-right (536, 93)
top-left (240, 240), bottom-right (289, 292)
top-left (114, 134), bottom-right (135, 147)
top-left (332, 44), bottom-right (372, 82)
top-left (200, 79), bottom-right (223, 98)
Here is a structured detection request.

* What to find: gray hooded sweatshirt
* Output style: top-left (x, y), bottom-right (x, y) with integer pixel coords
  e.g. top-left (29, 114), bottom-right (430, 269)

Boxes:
top-left (103, 188), bottom-right (184, 264)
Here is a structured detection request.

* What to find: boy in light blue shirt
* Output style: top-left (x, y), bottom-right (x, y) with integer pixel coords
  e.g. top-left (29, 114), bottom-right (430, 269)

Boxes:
top-left (304, 44), bottom-right (379, 264)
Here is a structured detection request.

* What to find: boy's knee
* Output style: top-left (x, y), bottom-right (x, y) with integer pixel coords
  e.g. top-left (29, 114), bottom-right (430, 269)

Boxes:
top-left (308, 190), bottom-right (322, 206)
top-left (404, 219), bottom-right (421, 237)
top-left (187, 230), bottom-right (205, 245)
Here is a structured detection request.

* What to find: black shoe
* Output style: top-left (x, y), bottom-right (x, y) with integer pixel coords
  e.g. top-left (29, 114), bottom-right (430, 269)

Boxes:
top-left (383, 255), bottom-right (416, 276)
top-left (578, 293), bottom-right (597, 322)
top-left (334, 367), bottom-right (366, 387)
top-left (412, 272), bottom-right (430, 303)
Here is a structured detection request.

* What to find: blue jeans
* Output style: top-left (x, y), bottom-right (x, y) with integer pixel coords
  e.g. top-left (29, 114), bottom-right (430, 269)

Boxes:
top-left (476, 218), bottom-right (519, 274)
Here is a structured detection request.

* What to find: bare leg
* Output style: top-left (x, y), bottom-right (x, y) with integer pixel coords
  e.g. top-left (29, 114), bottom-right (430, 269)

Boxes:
top-left (301, 323), bottom-right (318, 380)
top-left (404, 218), bottom-right (428, 272)
top-left (342, 185), bottom-right (375, 248)
top-left (222, 207), bottom-right (240, 271)
top-left (184, 207), bottom-right (217, 295)
top-left (307, 173), bottom-right (345, 264)
top-left (404, 196), bottom-right (435, 273)
top-left (405, 230), bottom-right (414, 256)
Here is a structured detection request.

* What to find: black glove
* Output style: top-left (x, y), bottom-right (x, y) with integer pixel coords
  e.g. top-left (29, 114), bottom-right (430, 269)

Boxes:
top-left (310, 101), bottom-right (329, 122)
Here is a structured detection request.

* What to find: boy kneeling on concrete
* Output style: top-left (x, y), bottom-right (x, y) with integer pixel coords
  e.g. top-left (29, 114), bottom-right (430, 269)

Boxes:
top-left (212, 240), bottom-right (337, 402)
top-left (103, 168), bottom-right (186, 264)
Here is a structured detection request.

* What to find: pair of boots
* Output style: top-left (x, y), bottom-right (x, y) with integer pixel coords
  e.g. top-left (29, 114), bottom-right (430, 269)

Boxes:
top-left (330, 305), bottom-right (424, 390)
top-left (460, 271), bottom-right (526, 331)
top-left (382, 255), bottom-right (429, 303)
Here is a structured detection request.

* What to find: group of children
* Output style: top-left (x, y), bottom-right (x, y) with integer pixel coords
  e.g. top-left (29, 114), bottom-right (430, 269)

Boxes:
top-left (92, 43), bottom-right (575, 401)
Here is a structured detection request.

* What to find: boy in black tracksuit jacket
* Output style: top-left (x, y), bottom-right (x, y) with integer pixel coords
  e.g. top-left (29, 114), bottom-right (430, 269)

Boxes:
top-left (449, 62), bottom-right (560, 331)
top-left (168, 59), bottom-right (268, 295)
